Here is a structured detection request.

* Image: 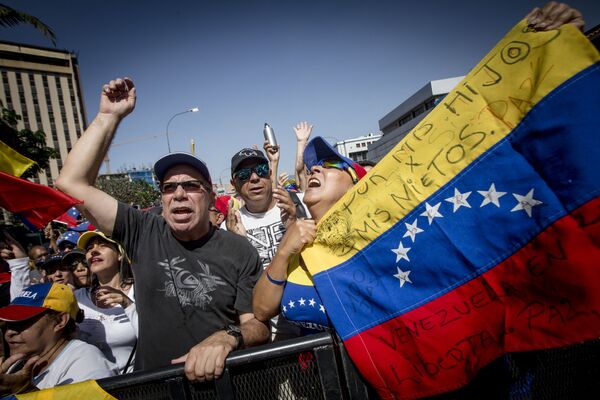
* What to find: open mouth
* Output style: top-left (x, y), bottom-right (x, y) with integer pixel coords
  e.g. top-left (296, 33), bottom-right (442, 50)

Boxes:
top-left (171, 207), bottom-right (193, 218)
top-left (307, 178), bottom-right (321, 188)
top-left (170, 206), bottom-right (194, 222)
top-left (89, 257), bottom-right (103, 265)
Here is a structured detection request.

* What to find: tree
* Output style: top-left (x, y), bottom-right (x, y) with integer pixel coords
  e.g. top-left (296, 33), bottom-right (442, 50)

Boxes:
top-left (0, 3), bottom-right (56, 46)
top-left (97, 177), bottom-right (160, 208)
top-left (0, 107), bottom-right (59, 179)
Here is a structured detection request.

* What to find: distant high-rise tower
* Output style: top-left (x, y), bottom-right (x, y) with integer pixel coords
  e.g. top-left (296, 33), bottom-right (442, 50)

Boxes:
top-left (0, 40), bottom-right (87, 186)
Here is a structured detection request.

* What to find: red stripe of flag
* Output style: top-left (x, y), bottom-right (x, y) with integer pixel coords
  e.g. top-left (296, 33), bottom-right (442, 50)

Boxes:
top-left (346, 196), bottom-right (600, 399)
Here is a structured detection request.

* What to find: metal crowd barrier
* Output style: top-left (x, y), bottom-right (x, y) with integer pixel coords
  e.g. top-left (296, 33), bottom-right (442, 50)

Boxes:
top-left (96, 333), bottom-right (600, 400)
top-left (98, 333), bottom-right (600, 400)
top-left (97, 332), bottom-right (375, 400)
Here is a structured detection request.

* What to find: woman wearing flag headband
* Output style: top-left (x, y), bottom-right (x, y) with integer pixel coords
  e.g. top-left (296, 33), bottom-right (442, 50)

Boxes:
top-left (252, 136), bottom-right (367, 334)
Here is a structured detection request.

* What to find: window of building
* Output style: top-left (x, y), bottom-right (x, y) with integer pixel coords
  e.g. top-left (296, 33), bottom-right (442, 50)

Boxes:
top-left (2, 71), bottom-right (13, 110)
top-left (412, 104), bottom-right (425, 117)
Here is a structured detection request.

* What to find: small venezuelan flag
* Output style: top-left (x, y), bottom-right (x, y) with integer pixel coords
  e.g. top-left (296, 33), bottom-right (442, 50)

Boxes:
top-left (301, 21), bottom-right (600, 399)
top-left (3, 380), bottom-right (115, 399)
top-left (0, 171), bottom-right (81, 229)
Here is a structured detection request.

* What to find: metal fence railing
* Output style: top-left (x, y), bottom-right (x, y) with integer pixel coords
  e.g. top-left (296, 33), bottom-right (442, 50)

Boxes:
top-left (97, 332), bottom-right (373, 400)
top-left (96, 334), bottom-right (600, 400)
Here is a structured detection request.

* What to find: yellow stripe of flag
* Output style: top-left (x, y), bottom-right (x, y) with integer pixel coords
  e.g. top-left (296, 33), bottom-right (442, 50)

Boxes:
top-left (0, 139), bottom-right (35, 177)
top-left (15, 380), bottom-right (116, 400)
top-left (302, 21), bottom-right (600, 275)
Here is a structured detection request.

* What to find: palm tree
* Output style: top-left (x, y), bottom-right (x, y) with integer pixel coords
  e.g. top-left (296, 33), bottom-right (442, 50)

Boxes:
top-left (0, 3), bottom-right (56, 46)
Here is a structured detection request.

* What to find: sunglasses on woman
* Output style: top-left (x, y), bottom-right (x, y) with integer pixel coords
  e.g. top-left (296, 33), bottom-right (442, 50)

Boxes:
top-left (312, 159), bottom-right (359, 183)
top-left (160, 180), bottom-right (209, 194)
top-left (318, 159), bottom-right (348, 170)
top-left (233, 163), bottom-right (270, 182)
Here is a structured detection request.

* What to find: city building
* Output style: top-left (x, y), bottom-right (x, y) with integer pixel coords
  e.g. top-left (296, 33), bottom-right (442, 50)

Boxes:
top-left (0, 40), bottom-right (87, 186)
top-left (334, 133), bottom-right (382, 162)
top-left (368, 76), bottom-right (463, 162)
top-left (99, 166), bottom-right (157, 188)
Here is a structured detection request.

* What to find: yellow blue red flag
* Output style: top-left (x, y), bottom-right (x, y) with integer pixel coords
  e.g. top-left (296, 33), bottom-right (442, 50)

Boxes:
top-left (3, 380), bottom-right (116, 399)
top-left (301, 21), bottom-right (600, 399)
top-left (0, 140), bottom-right (35, 177)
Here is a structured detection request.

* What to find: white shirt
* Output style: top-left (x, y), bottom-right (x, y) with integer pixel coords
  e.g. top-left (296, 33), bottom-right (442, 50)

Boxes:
top-left (8, 257), bottom-right (31, 300)
top-left (75, 286), bottom-right (138, 373)
top-left (33, 339), bottom-right (118, 389)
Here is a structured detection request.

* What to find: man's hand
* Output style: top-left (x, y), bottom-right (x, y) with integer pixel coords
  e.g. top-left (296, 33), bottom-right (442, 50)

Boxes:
top-left (99, 77), bottom-right (136, 119)
top-left (263, 141), bottom-right (280, 164)
top-left (43, 223), bottom-right (58, 240)
top-left (0, 354), bottom-right (41, 395)
top-left (526, 2), bottom-right (584, 31)
top-left (278, 172), bottom-right (289, 187)
top-left (0, 232), bottom-right (27, 260)
top-left (225, 199), bottom-right (246, 237)
top-left (293, 121), bottom-right (313, 143)
top-left (273, 188), bottom-right (297, 228)
top-left (171, 330), bottom-right (237, 382)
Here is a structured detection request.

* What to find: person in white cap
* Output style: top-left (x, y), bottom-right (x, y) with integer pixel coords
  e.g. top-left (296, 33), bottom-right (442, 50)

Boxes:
top-left (56, 78), bottom-right (268, 382)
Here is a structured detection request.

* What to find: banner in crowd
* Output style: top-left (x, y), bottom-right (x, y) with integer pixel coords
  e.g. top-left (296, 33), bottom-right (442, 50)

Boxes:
top-left (3, 380), bottom-right (116, 399)
top-left (0, 171), bottom-right (81, 229)
top-left (0, 140), bottom-right (34, 178)
top-left (302, 20), bottom-right (600, 399)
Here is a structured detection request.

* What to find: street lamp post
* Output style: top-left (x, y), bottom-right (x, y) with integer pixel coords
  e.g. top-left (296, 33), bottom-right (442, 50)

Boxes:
top-left (165, 107), bottom-right (199, 153)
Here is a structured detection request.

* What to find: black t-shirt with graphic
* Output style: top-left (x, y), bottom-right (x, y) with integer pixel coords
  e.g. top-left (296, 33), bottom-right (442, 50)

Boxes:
top-left (112, 203), bottom-right (261, 371)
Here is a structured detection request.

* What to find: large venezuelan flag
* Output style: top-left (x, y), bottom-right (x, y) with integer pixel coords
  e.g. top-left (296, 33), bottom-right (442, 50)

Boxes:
top-left (301, 21), bottom-right (600, 399)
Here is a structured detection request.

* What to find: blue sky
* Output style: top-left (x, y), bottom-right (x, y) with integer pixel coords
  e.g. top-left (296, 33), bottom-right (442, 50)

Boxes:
top-left (3, 0), bottom-right (600, 185)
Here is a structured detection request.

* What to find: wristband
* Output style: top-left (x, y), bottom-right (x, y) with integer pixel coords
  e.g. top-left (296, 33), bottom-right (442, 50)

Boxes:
top-left (266, 270), bottom-right (286, 286)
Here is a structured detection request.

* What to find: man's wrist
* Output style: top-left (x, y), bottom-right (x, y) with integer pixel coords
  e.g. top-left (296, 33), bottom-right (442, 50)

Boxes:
top-left (223, 324), bottom-right (243, 350)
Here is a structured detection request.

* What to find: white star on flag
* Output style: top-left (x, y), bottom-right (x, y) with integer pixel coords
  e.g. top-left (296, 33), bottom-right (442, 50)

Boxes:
top-left (511, 189), bottom-right (543, 217)
top-left (391, 241), bottom-right (411, 263)
top-left (403, 219), bottom-right (424, 242)
top-left (393, 267), bottom-right (413, 288)
top-left (445, 188), bottom-right (472, 212)
top-left (299, 297), bottom-right (306, 306)
top-left (309, 298), bottom-right (316, 307)
top-left (420, 202), bottom-right (443, 225)
top-left (282, 305), bottom-right (287, 312)
top-left (478, 183), bottom-right (506, 207)
top-left (288, 300), bottom-right (295, 308)
top-left (319, 305), bottom-right (326, 313)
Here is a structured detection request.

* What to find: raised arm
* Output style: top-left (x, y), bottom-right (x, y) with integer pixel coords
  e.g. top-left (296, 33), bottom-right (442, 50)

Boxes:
top-left (263, 141), bottom-right (280, 190)
top-left (526, 2), bottom-right (584, 31)
top-left (252, 219), bottom-right (316, 322)
top-left (56, 78), bottom-right (136, 235)
top-left (293, 122), bottom-right (312, 191)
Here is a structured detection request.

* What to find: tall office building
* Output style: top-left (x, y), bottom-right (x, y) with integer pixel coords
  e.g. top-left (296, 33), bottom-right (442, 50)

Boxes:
top-left (0, 40), bottom-right (87, 186)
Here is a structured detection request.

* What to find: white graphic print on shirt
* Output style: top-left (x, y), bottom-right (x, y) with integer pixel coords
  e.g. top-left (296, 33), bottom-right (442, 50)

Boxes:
top-left (158, 256), bottom-right (227, 308)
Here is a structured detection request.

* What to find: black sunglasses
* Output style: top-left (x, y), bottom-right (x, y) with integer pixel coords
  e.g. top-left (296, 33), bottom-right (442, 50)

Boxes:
top-left (160, 180), bottom-right (209, 194)
top-left (233, 163), bottom-right (269, 182)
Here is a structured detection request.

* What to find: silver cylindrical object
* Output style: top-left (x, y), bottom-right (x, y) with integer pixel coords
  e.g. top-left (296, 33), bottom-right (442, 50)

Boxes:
top-left (263, 123), bottom-right (277, 147)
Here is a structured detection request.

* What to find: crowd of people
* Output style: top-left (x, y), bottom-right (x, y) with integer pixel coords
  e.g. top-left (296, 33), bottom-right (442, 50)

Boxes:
top-left (0, 2), bottom-right (587, 396)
